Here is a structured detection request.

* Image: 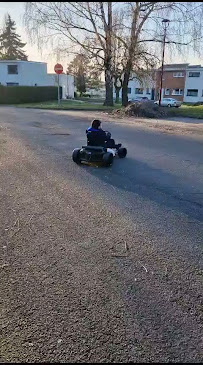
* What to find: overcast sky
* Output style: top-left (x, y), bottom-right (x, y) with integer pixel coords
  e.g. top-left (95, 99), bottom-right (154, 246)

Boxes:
top-left (0, 2), bottom-right (202, 73)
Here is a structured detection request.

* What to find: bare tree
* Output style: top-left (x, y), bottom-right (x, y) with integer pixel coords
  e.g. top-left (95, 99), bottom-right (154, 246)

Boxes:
top-left (116, 2), bottom-right (203, 106)
top-left (112, 35), bottom-right (159, 104)
top-left (24, 2), bottom-right (114, 106)
top-left (83, 8), bottom-right (159, 105)
top-left (24, 2), bottom-right (203, 107)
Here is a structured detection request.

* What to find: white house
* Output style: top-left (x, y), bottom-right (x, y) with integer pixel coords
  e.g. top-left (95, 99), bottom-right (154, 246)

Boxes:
top-left (113, 73), bottom-right (156, 101)
top-left (48, 73), bottom-right (75, 99)
top-left (0, 60), bottom-right (74, 99)
top-left (184, 65), bottom-right (203, 104)
top-left (85, 86), bottom-right (106, 98)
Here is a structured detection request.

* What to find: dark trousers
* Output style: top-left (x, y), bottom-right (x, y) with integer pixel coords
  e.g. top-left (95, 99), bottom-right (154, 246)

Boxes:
top-left (105, 138), bottom-right (116, 148)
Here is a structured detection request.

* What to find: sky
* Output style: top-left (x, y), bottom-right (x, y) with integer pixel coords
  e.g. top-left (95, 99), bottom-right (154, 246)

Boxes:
top-left (0, 1), bottom-right (202, 74)
top-left (0, 1), bottom-right (63, 72)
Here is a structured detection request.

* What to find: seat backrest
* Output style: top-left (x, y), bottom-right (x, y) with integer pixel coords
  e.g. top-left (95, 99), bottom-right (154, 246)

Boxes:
top-left (86, 130), bottom-right (105, 146)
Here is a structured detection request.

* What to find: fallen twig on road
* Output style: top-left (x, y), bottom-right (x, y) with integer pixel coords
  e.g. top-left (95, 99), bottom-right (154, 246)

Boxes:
top-left (138, 261), bottom-right (148, 273)
top-left (124, 241), bottom-right (129, 251)
top-left (10, 227), bottom-right (21, 238)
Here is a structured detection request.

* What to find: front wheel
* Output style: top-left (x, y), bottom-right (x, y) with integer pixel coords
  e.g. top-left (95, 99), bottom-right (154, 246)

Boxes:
top-left (72, 148), bottom-right (81, 164)
top-left (118, 147), bottom-right (127, 158)
top-left (103, 152), bottom-right (113, 167)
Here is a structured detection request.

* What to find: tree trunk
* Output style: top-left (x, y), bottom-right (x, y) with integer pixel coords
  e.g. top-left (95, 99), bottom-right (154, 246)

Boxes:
top-left (103, 2), bottom-right (113, 107)
top-left (121, 3), bottom-right (139, 107)
top-left (103, 66), bottom-right (113, 106)
top-left (122, 71), bottom-right (130, 107)
top-left (115, 86), bottom-right (121, 103)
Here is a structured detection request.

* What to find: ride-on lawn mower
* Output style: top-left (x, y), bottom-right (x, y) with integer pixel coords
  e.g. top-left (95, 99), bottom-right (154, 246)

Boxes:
top-left (72, 144), bottom-right (127, 167)
top-left (72, 127), bottom-right (127, 167)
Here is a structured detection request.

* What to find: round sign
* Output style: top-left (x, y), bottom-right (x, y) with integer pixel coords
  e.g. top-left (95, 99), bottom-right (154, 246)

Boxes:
top-left (54, 63), bottom-right (63, 74)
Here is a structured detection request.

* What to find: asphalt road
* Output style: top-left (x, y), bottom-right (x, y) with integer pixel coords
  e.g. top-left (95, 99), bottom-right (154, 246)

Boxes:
top-left (1, 107), bottom-right (203, 363)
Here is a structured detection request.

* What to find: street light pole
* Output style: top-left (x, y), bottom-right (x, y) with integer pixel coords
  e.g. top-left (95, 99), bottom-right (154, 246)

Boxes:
top-left (159, 19), bottom-right (170, 106)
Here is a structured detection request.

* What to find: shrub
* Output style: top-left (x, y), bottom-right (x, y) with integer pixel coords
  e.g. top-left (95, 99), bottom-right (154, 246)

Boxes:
top-left (0, 85), bottom-right (58, 104)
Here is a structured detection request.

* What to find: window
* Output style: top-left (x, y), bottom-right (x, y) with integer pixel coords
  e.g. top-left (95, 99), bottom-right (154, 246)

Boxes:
top-left (173, 72), bottom-right (184, 78)
top-left (172, 88), bottom-right (183, 96)
top-left (146, 88), bottom-right (151, 94)
top-left (165, 88), bottom-right (170, 95)
top-left (6, 82), bottom-right (19, 86)
top-left (7, 65), bottom-right (18, 74)
top-left (128, 87), bottom-right (131, 94)
top-left (135, 88), bottom-right (143, 94)
top-left (189, 72), bottom-right (200, 77)
top-left (187, 89), bottom-right (198, 97)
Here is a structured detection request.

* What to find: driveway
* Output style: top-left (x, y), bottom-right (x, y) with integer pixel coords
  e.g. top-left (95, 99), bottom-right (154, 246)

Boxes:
top-left (1, 107), bottom-right (203, 363)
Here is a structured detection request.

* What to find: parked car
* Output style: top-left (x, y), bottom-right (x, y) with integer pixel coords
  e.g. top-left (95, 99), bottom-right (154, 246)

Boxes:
top-left (154, 98), bottom-right (182, 108)
top-left (129, 96), bottom-right (149, 103)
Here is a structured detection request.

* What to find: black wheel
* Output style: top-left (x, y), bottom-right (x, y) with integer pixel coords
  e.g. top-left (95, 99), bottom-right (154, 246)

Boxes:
top-left (118, 147), bottom-right (127, 158)
top-left (167, 104), bottom-right (171, 108)
top-left (103, 152), bottom-right (113, 167)
top-left (72, 148), bottom-right (81, 164)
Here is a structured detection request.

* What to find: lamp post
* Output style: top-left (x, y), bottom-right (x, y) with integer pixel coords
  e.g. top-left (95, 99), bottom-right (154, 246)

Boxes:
top-left (159, 19), bottom-right (170, 106)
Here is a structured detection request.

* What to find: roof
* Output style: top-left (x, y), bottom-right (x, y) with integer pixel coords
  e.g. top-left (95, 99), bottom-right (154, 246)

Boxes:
top-left (157, 63), bottom-right (203, 71)
top-left (163, 63), bottom-right (189, 68)
top-left (187, 65), bottom-right (203, 69)
top-left (156, 63), bottom-right (189, 72)
top-left (0, 60), bottom-right (47, 64)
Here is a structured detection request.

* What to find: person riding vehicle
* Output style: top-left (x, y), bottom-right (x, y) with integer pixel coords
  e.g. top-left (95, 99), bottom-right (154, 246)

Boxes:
top-left (86, 119), bottom-right (121, 149)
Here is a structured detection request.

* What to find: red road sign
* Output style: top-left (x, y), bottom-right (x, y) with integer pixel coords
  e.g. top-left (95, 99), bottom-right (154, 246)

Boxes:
top-left (54, 63), bottom-right (63, 74)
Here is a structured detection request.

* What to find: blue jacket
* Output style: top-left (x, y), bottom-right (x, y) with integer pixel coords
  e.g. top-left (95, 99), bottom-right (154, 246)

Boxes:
top-left (86, 127), bottom-right (111, 146)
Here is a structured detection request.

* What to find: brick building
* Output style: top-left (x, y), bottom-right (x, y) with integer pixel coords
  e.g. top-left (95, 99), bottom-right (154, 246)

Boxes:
top-left (155, 63), bottom-right (203, 103)
top-left (112, 62), bottom-right (203, 104)
top-left (155, 64), bottom-right (188, 102)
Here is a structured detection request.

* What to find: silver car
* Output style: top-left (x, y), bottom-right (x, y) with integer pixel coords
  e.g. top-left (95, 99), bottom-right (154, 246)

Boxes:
top-left (129, 96), bottom-right (149, 103)
top-left (154, 98), bottom-right (182, 108)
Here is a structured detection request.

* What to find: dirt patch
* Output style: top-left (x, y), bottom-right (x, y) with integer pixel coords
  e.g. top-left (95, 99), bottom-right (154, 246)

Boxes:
top-left (49, 133), bottom-right (70, 136)
top-left (0, 127), bottom-right (7, 156)
top-left (98, 111), bottom-right (203, 139)
top-left (112, 101), bottom-right (167, 119)
top-left (31, 121), bottom-right (42, 128)
top-left (31, 121), bottom-right (71, 136)
top-left (100, 102), bottom-right (202, 138)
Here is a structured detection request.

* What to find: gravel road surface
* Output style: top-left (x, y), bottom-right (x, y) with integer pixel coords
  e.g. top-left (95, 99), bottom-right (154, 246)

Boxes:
top-left (1, 107), bottom-right (203, 363)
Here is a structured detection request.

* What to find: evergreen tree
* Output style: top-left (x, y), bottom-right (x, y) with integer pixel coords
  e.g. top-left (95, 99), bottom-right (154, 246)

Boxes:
top-left (67, 54), bottom-right (87, 96)
top-left (67, 52), bottom-right (103, 96)
top-left (0, 14), bottom-right (27, 60)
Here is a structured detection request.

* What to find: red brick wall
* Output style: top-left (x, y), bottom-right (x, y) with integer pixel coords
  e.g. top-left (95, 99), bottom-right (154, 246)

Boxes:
top-left (155, 70), bottom-right (186, 101)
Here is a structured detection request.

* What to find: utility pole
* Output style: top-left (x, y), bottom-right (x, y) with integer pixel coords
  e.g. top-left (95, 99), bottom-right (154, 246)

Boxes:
top-left (159, 19), bottom-right (170, 106)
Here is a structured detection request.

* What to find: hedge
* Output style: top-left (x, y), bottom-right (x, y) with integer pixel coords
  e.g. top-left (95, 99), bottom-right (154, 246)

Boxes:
top-left (0, 85), bottom-right (59, 104)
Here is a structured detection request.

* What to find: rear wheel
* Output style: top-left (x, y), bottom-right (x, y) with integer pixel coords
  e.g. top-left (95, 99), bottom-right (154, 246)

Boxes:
top-left (103, 152), bottom-right (113, 167)
top-left (72, 148), bottom-right (81, 164)
top-left (167, 104), bottom-right (171, 108)
top-left (118, 147), bottom-right (127, 158)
